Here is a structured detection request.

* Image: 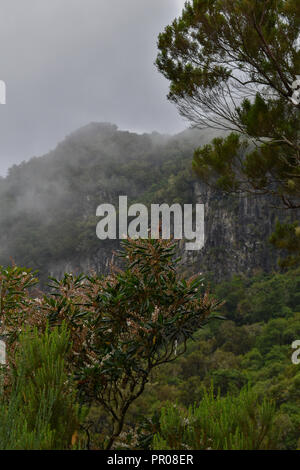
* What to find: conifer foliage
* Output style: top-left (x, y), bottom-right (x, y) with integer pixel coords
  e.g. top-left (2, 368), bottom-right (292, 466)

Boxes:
top-left (156, 0), bottom-right (300, 262)
top-left (0, 325), bottom-right (83, 450)
top-left (153, 387), bottom-right (279, 450)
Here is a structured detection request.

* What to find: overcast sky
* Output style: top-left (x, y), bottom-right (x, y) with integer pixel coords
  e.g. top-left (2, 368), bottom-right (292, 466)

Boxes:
top-left (0, 0), bottom-right (187, 175)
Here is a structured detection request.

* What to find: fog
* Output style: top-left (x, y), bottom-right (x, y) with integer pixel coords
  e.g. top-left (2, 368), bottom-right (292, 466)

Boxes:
top-left (0, 0), bottom-right (187, 175)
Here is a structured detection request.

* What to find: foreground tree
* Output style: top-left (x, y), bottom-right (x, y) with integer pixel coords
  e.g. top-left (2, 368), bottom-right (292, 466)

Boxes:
top-left (156, 0), bottom-right (300, 261)
top-left (0, 238), bottom-right (219, 449)
top-left (47, 239), bottom-right (219, 449)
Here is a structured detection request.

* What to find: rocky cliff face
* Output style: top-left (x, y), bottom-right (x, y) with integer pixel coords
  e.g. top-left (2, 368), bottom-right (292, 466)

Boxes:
top-left (181, 182), bottom-right (294, 280)
top-left (49, 181), bottom-right (297, 283)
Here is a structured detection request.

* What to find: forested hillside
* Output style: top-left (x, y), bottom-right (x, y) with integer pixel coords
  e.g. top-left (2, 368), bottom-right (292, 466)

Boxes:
top-left (123, 268), bottom-right (300, 450)
top-left (0, 122), bottom-right (296, 285)
top-left (0, 123), bottom-right (203, 283)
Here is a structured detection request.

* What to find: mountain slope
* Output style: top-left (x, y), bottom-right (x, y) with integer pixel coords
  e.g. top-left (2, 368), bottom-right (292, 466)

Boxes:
top-left (0, 122), bottom-right (297, 283)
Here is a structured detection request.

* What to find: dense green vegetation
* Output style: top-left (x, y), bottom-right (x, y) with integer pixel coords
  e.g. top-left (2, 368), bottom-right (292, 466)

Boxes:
top-left (0, 238), bottom-right (220, 450)
top-left (123, 267), bottom-right (300, 450)
top-left (2, 245), bottom-right (298, 449)
top-left (0, 325), bottom-right (84, 450)
top-left (153, 387), bottom-right (279, 450)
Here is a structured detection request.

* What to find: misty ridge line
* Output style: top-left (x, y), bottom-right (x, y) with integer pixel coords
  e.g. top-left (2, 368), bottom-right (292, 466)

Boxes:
top-left (0, 1), bottom-right (187, 175)
top-left (0, 123), bottom-right (215, 219)
top-left (96, 196), bottom-right (205, 251)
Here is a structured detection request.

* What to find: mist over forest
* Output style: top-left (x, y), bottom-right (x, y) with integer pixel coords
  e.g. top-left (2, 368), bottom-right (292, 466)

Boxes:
top-left (0, 123), bottom-right (219, 282)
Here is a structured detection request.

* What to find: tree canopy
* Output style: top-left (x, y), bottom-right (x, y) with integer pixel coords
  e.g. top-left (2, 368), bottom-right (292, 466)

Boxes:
top-left (156, 0), bottom-right (300, 209)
